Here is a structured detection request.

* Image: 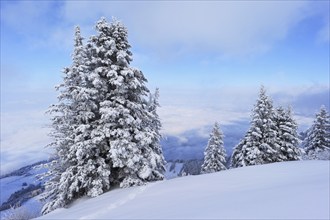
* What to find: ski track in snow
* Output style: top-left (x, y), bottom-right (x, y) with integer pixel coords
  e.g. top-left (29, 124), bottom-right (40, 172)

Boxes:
top-left (79, 182), bottom-right (158, 220)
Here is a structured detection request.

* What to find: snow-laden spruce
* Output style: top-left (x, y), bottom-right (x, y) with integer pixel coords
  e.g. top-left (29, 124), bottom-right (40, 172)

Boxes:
top-left (89, 18), bottom-right (165, 187)
top-left (231, 86), bottom-right (301, 168)
top-left (42, 18), bottom-right (165, 214)
top-left (201, 122), bottom-right (227, 173)
top-left (231, 86), bottom-right (277, 167)
top-left (304, 106), bottom-right (330, 160)
top-left (42, 26), bottom-right (104, 214)
top-left (274, 106), bottom-right (301, 161)
top-left (146, 88), bottom-right (166, 178)
top-left (230, 130), bottom-right (251, 168)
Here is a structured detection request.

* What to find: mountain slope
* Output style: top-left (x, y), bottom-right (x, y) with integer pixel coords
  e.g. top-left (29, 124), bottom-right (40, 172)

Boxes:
top-left (38, 160), bottom-right (329, 219)
top-left (0, 161), bottom-right (47, 214)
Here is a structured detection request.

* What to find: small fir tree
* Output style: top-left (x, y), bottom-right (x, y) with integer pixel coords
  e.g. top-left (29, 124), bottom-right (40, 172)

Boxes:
top-left (234, 86), bottom-right (277, 167)
top-left (231, 130), bottom-right (253, 168)
top-left (304, 106), bottom-right (330, 160)
top-left (145, 88), bottom-right (166, 180)
top-left (274, 106), bottom-right (301, 161)
top-left (201, 122), bottom-right (227, 173)
top-left (230, 86), bottom-right (304, 168)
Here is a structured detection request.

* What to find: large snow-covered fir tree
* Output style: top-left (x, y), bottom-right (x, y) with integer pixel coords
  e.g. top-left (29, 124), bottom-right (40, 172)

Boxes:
top-left (304, 106), bottom-right (330, 160)
top-left (42, 18), bottom-right (165, 214)
top-left (201, 122), bottom-right (227, 173)
top-left (274, 106), bottom-right (301, 161)
top-left (87, 18), bottom-right (165, 187)
top-left (42, 26), bottom-right (108, 214)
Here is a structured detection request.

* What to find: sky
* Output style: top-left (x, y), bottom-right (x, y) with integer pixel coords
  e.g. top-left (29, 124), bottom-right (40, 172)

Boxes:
top-left (1, 0), bottom-right (329, 174)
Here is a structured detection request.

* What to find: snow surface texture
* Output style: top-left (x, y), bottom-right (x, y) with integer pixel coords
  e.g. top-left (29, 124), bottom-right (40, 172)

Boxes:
top-left (38, 160), bottom-right (329, 219)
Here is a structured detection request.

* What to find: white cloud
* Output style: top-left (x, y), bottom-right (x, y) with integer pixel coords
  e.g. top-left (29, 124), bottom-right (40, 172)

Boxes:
top-left (158, 86), bottom-right (257, 135)
top-left (0, 110), bottom-right (52, 174)
top-left (159, 106), bottom-right (249, 136)
top-left (2, 1), bottom-right (316, 57)
top-left (0, 85), bottom-right (327, 173)
top-left (158, 85), bottom-right (329, 136)
top-left (1, 1), bottom-right (52, 33)
top-left (59, 1), bottom-right (312, 58)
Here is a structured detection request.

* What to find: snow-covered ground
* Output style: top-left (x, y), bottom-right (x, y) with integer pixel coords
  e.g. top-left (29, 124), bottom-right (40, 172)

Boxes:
top-left (38, 160), bottom-right (329, 219)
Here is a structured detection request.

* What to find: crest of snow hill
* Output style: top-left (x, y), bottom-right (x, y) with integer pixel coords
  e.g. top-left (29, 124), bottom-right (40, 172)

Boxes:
top-left (24, 18), bottom-right (328, 216)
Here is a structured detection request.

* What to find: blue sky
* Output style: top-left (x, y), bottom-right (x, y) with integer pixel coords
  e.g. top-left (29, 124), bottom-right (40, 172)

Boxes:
top-left (1, 1), bottom-right (329, 173)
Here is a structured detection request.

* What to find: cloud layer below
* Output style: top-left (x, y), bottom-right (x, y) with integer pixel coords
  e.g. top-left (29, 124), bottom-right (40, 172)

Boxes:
top-left (1, 84), bottom-right (328, 175)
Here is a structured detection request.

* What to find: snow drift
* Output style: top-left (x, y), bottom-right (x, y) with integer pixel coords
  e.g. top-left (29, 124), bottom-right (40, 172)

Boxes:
top-left (38, 160), bottom-right (329, 219)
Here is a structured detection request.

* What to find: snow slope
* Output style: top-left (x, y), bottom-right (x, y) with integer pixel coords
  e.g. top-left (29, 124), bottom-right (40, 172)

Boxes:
top-left (38, 160), bottom-right (329, 219)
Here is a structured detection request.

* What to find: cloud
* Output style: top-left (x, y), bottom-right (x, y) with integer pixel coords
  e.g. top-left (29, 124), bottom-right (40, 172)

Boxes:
top-left (311, 1), bottom-right (329, 43)
top-left (1, 84), bottom-right (328, 173)
top-left (65, 1), bottom-right (317, 58)
top-left (158, 86), bottom-right (257, 135)
top-left (1, 1), bottom-right (74, 51)
top-left (0, 110), bottom-right (52, 175)
top-left (2, 1), bottom-right (319, 57)
top-left (159, 85), bottom-right (329, 136)
top-left (159, 106), bottom-right (249, 136)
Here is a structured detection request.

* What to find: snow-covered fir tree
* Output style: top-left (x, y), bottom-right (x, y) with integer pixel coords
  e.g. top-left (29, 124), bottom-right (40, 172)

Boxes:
top-left (145, 88), bottom-right (166, 179)
top-left (42, 26), bottom-right (109, 214)
top-left (230, 130), bottom-right (252, 168)
top-left (42, 18), bottom-right (165, 214)
top-left (304, 106), bottom-right (330, 160)
top-left (274, 106), bottom-right (301, 161)
top-left (236, 86), bottom-right (278, 166)
top-left (87, 18), bottom-right (165, 187)
top-left (230, 86), bottom-right (301, 168)
top-left (42, 27), bottom-right (103, 213)
top-left (201, 122), bottom-right (227, 173)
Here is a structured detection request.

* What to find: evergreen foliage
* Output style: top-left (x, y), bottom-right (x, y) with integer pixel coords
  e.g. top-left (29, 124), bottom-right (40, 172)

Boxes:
top-left (230, 130), bottom-right (252, 168)
top-left (231, 86), bottom-right (301, 168)
top-left (42, 18), bottom-right (164, 214)
top-left (304, 106), bottom-right (330, 160)
top-left (231, 86), bottom-right (277, 167)
top-left (145, 88), bottom-right (166, 180)
top-left (274, 107), bottom-right (301, 161)
top-left (42, 26), bottom-right (96, 214)
top-left (201, 122), bottom-right (227, 173)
